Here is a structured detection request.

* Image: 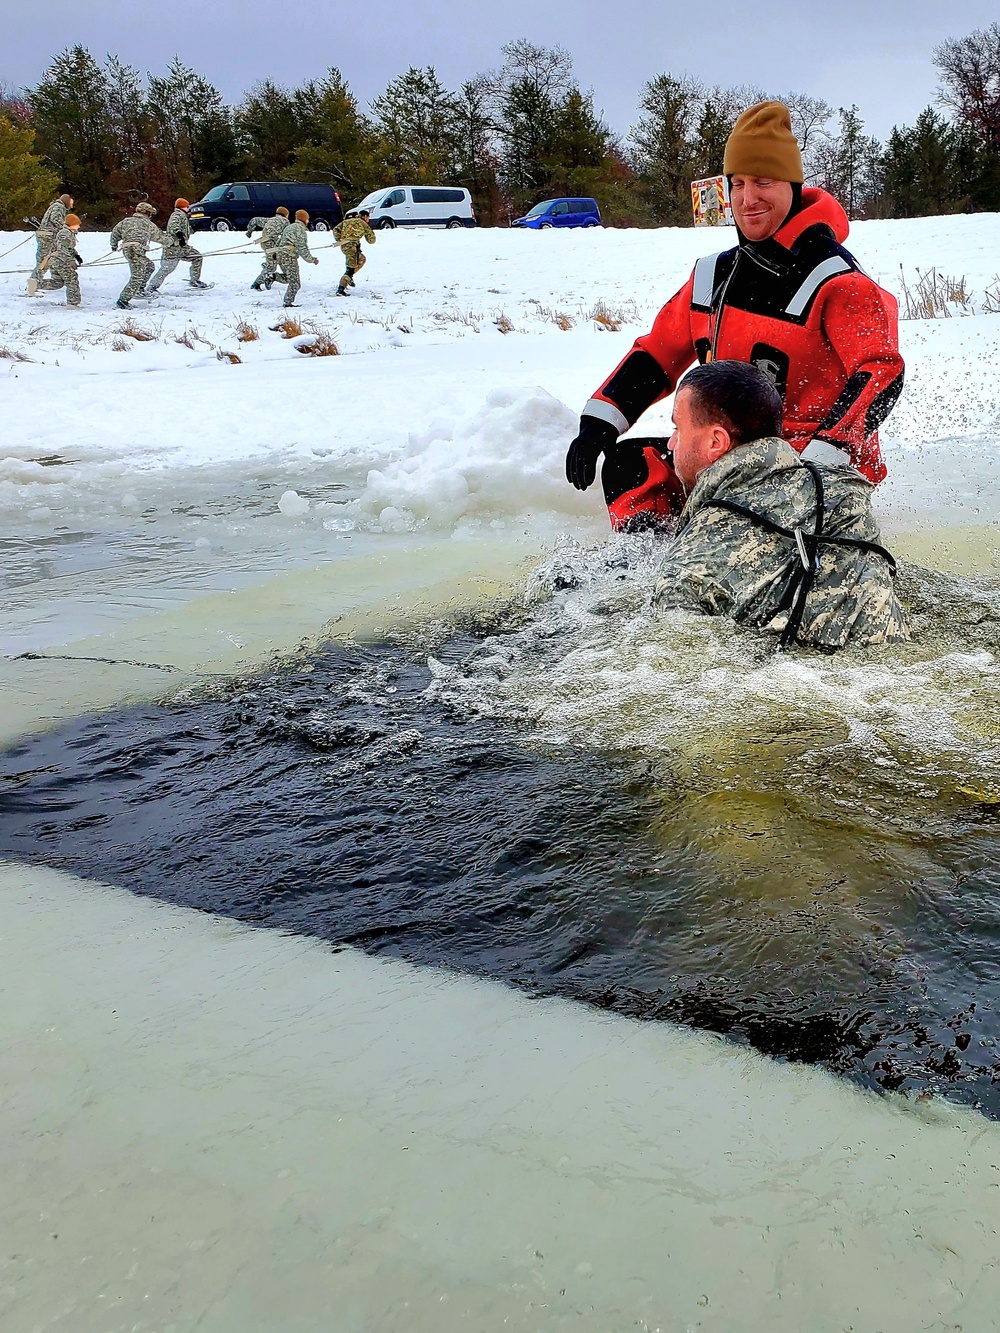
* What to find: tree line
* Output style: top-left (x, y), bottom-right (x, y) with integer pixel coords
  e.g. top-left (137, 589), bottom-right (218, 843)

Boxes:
top-left (2, 27), bottom-right (999, 229)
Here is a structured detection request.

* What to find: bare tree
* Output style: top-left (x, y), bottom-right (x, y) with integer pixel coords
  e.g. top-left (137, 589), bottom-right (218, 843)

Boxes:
top-left (934, 23), bottom-right (1000, 149)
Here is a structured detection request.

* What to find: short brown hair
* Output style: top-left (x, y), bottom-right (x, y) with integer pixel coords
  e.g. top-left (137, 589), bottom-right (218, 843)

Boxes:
top-left (679, 360), bottom-right (782, 445)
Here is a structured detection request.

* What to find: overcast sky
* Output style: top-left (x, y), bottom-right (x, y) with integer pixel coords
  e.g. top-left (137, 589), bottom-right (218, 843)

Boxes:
top-left (4, 0), bottom-right (997, 142)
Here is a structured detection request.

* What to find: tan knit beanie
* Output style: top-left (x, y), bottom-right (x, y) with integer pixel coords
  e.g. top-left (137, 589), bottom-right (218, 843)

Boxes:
top-left (724, 101), bottom-right (803, 183)
top-left (136, 201), bottom-right (156, 216)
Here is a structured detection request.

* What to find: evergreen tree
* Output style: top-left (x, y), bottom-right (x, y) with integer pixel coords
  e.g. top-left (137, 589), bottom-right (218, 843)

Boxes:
top-left (0, 116), bottom-right (59, 227)
top-left (104, 56), bottom-right (147, 200)
top-left (370, 66), bottom-right (459, 181)
top-left (628, 73), bottom-right (701, 224)
top-left (450, 76), bottom-right (501, 223)
top-left (236, 79), bottom-right (307, 176)
top-left (28, 46), bottom-right (114, 215)
top-left (817, 105), bottom-right (883, 218)
top-left (147, 57), bottom-right (237, 198)
top-left (489, 40), bottom-right (574, 206)
top-left (288, 69), bottom-right (378, 200)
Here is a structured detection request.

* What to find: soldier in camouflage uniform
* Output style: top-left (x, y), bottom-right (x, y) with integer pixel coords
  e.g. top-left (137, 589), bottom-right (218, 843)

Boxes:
top-left (109, 202), bottom-right (169, 309)
top-left (27, 193), bottom-right (74, 294)
top-left (276, 209), bottom-right (319, 307)
top-left (653, 361), bottom-right (907, 650)
top-left (147, 199), bottom-right (210, 292)
top-left (37, 213), bottom-right (83, 306)
top-left (333, 208), bottom-right (376, 295)
top-left (246, 206), bottom-right (290, 290)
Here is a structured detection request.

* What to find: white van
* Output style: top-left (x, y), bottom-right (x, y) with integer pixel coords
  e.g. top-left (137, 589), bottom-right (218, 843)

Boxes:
top-left (353, 185), bottom-right (476, 230)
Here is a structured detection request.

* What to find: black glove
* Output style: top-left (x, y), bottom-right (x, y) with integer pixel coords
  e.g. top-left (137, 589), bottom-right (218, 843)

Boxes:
top-left (74, 252), bottom-right (83, 265)
top-left (565, 415), bottom-right (619, 491)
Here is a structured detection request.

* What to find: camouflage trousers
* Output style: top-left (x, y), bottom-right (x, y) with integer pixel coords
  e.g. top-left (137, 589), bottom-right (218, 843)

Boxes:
top-left (278, 248), bottom-right (303, 305)
top-left (39, 257), bottom-right (81, 306)
top-left (255, 246), bottom-right (287, 286)
top-left (119, 245), bottom-right (155, 302)
top-left (337, 242), bottom-right (366, 292)
top-left (31, 230), bottom-right (56, 282)
top-left (148, 244), bottom-right (203, 290)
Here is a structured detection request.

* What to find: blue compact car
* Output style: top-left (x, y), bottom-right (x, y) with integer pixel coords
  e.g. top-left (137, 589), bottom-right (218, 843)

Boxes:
top-left (511, 197), bottom-right (602, 229)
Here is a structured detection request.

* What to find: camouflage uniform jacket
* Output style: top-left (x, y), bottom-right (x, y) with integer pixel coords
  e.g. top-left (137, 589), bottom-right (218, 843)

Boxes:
top-left (247, 214), bottom-right (288, 247)
top-left (110, 214), bottom-right (168, 251)
top-left (333, 216), bottom-right (376, 247)
top-left (164, 207), bottom-right (192, 250)
top-left (48, 225), bottom-right (79, 269)
top-left (278, 220), bottom-right (313, 258)
top-left (653, 437), bottom-right (908, 649)
top-left (37, 199), bottom-right (68, 235)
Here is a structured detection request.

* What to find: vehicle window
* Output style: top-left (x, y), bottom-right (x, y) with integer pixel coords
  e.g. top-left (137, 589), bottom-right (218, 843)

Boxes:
top-left (526, 200), bottom-right (554, 218)
top-left (552, 201), bottom-right (569, 215)
top-left (227, 185), bottom-right (250, 201)
top-left (252, 184), bottom-right (273, 204)
top-left (382, 190), bottom-right (405, 207)
top-left (203, 185), bottom-right (228, 202)
top-left (411, 188), bottom-right (467, 204)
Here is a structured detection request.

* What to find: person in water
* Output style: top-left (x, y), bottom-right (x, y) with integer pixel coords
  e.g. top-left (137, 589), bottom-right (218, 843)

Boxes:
top-left (654, 360), bottom-right (908, 650)
top-left (566, 100), bottom-right (904, 532)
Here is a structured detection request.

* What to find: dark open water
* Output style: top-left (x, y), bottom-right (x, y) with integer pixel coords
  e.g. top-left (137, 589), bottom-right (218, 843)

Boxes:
top-left (3, 615), bottom-right (1000, 1112)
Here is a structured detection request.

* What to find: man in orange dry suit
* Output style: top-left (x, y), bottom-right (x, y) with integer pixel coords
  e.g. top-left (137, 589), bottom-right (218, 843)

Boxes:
top-left (565, 100), bottom-right (905, 531)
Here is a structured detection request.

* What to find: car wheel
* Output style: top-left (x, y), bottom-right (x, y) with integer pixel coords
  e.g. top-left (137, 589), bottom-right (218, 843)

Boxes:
top-left (539, 222), bottom-right (553, 229)
top-left (585, 220), bottom-right (600, 227)
top-left (312, 218), bottom-right (331, 232)
top-left (380, 218), bottom-right (396, 230)
top-left (446, 218), bottom-right (464, 229)
top-left (212, 218), bottom-right (232, 232)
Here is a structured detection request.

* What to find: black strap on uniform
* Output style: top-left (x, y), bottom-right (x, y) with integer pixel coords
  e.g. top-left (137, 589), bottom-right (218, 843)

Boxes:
top-left (702, 461), bottom-right (897, 649)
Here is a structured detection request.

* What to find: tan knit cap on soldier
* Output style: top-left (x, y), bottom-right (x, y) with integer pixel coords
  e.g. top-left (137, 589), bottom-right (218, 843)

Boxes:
top-left (723, 101), bottom-right (803, 183)
top-left (136, 201), bottom-right (156, 215)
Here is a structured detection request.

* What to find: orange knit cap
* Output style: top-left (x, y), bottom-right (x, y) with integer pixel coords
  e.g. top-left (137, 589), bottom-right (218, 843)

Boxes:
top-left (175, 198), bottom-right (190, 209)
top-left (65, 214), bottom-right (81, 228)
top-left (295, 209), bottom-right (309, 222)
top-left (723, 101), bottom-right (803, 183)
top-left (276, 206), bottom-right (289, 216)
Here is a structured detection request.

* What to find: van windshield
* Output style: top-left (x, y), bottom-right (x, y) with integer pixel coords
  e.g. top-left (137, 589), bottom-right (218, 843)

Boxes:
top-left (356, 191), bottom-right (384, 210)
top-left (201, 185), bottom-right (229, 203)
top-left (526, 200), bottom-right (555, 218)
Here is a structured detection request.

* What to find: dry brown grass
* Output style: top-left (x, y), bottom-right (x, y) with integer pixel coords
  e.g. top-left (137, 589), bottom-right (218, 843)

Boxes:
top-left (216, 349), bottom-right (242, 364)
top-left (494, 313), bottom-right (515, 334)
top-left (112, 318), bottom-right (156, 342)
top-left (0, 346), bottom-right (33, 362)
top-left (296, 329), bottom-right (340, 357)
top-left (111, 337), bottom-right (132, 352)
top-left (234, 318), bottom-right (259, 342)
top-left (173, 331), bottom-right (195, 349)
top-left (899, 265), bottom-right (975, 319)
top-left (270, 317), bottom-right (303, 338)
top-left (590, 300), bottom-right (622, 332)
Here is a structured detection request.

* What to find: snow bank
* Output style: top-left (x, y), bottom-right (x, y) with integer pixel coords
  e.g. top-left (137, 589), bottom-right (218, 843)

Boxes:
top-left (354, 386), bottom-right (588, 531)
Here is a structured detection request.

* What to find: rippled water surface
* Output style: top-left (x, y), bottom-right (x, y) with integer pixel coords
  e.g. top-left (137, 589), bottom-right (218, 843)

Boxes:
top-left (4, 541), bottom-right (1000, 1111)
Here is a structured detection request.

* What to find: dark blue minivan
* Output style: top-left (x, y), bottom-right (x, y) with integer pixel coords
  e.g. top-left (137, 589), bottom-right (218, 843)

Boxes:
top-left (511, 198), bottom-right (601, 229)
top-left (188, 181), bottom-right (343, 232)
